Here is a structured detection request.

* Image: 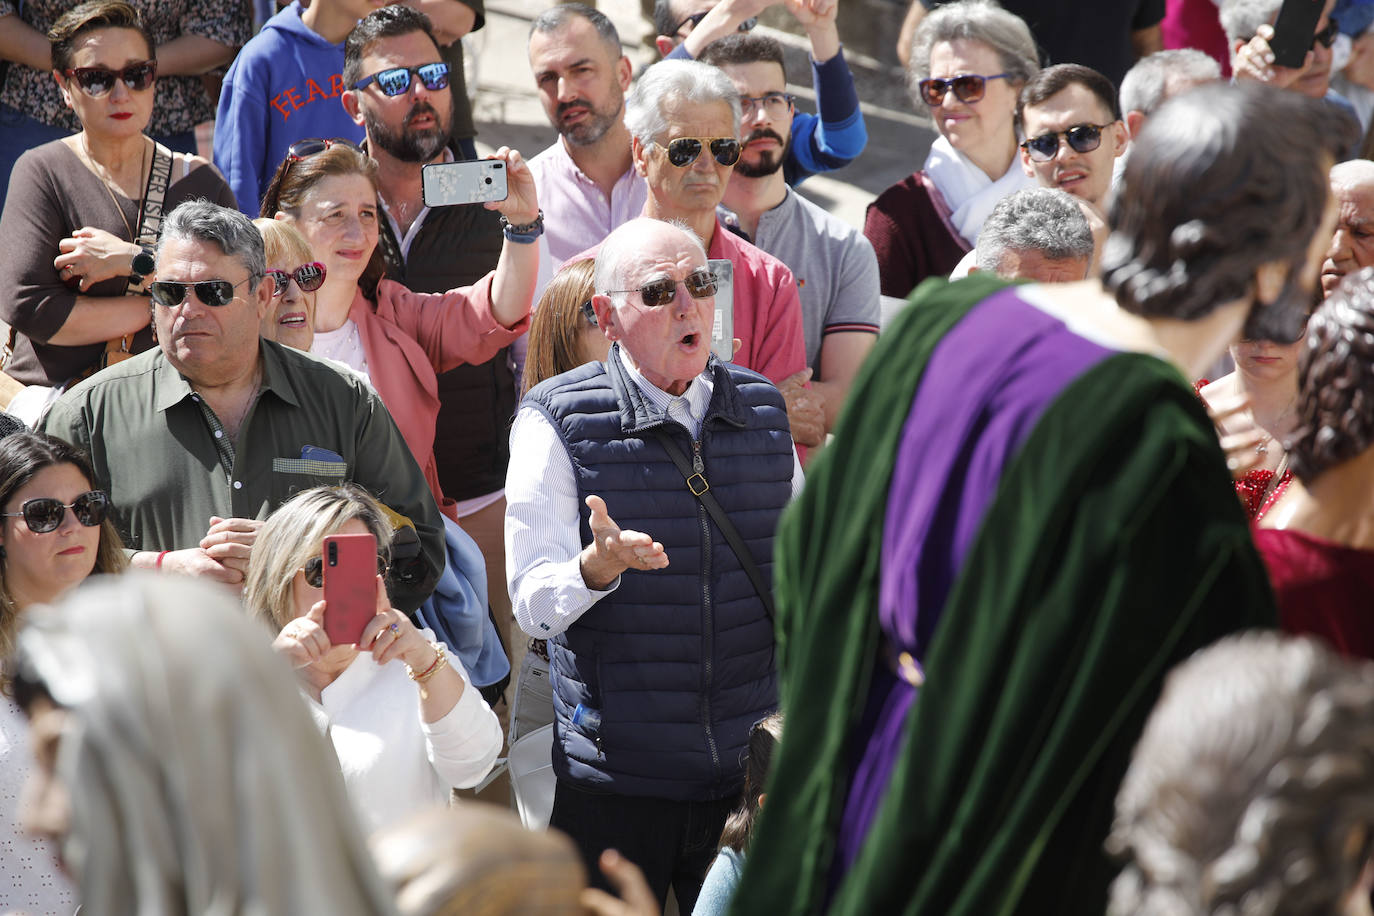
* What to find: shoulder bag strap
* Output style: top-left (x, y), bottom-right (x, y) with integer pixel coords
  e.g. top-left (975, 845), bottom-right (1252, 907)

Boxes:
top-left (651, 427), bottom-right (776, 621)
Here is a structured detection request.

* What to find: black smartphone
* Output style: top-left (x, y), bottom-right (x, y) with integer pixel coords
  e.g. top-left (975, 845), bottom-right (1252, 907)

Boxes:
top-left (1269, 0), bottom-right (1324, 69)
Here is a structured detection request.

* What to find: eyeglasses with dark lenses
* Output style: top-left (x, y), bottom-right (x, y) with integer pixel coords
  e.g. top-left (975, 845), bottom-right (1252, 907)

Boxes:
top-left (1312, 18), bottom-right (1339, 50)
top-left (266, 262), bottom-right (327, 296)
top-left (302, 553), bottom-right (390, 589)
top-left (62, 60), bottom-right (157, 97)
top-left (917, 72), bottom-right (1009, 107)
top-left (2, 491), bottom-right (109, 534)
top-left (658, 137), bottom-right (742, 168)
top-left (286, 137), bottom-right (363, 162)
top-left (148, 276), bottom-right (256, 308)
top-left (1019, 123), bottom-right (1114, 162)
top-left (351, 62), bottom-right (451, 97)
top-left (580, 299), bottom-right (598, 327)
top-left (674, 10), bottom-right (756, 34)
top-left (606, 267), bottom-right (718, 307)
top-left (739, 91), bottom-right (794, 118)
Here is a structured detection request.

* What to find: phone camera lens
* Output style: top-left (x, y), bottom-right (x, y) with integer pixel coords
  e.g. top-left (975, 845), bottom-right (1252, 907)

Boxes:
top-left (484, 177), bottom-right (492, 185)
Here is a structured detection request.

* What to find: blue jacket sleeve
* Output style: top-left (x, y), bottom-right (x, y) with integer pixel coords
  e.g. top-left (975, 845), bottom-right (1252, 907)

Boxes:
top-left (214, 56), bottom-right (270, 217)
top-left (784, 47), bottom-right (867, 186)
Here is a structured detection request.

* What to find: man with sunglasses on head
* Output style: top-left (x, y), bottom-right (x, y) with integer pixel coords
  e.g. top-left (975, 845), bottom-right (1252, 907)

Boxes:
top-left (653, 0), bottom-right (867, 185)
top-left (214, 0), bottom-right (373, 216)
top-left (702, 33), bottom-right (879, 435)
top-left (621, 59), bottom-right (816, 447)
top-left (505, 215), bottom-right (800, 913)
top-left (41, 200), bottom-right (445, 615)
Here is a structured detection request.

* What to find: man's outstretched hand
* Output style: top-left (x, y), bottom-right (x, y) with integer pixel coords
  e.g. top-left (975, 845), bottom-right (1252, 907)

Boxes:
top-left (578, 495), bottom-right (669, 590)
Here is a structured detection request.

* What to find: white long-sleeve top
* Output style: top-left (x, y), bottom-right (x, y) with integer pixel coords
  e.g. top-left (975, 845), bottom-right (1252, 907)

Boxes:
top-left (302, 627), bottom-right (501, 836)
top-left (505, 350), bottom-right (802, 640)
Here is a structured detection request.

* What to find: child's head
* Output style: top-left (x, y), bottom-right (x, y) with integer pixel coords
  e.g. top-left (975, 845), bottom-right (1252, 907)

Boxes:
top-left (720, 711), bottom-right (783, 853)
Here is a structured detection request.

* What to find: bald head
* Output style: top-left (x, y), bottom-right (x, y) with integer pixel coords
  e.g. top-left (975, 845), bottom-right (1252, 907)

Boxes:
top-left (1322, 160), bottom-right (1374, 297)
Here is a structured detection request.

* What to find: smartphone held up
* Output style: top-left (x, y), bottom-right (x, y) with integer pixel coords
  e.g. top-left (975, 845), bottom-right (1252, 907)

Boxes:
top-left (321, 531), bottom-right (380, 645)
top-left (421, 159), bottom-right (509, 207)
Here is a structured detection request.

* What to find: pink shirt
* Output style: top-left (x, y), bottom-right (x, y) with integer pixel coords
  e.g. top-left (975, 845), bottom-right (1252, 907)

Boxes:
top-left (528, 138), bottom-right (649, 265)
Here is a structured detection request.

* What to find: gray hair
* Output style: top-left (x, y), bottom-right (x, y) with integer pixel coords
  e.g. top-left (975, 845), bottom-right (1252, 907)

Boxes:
top-left (907, 0), bottom-right (1040, 108)
top-left (529, 3), bottom-right (622, 57)
top-left (1219, 0), bottom-right (1282, 42)
top-left (158, 199), bottom-right (266, 292)
top-left (976, 188), bottom-right (1094, 274)
top-left (1119, 49), bottom-right (1221, 116)
top-left (1107, 632), bottom-right (1374, 915)
top-left (594, 217), bottom-right (707, 309)
top-left (625, 59), bottom-right (741, 147)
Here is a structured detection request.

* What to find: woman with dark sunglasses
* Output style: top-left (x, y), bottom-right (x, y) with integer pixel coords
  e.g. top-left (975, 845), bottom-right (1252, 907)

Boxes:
top-left (253, 217), bottom-right (328, 354)
top-left (0, 428), bottom-right (126, 914)
top-left (260, 139), bottom-right (539, 521)
top-left (0, 1), bottom-right (236, 410)
top-left (243, 484), bottom-right (502, 836)
top-left (864, 0), bottom-right (1040, 299)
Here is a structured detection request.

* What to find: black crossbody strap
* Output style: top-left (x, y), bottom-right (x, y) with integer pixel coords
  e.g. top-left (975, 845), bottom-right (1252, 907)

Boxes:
top-left (651, 428), bottom-right (775, 621)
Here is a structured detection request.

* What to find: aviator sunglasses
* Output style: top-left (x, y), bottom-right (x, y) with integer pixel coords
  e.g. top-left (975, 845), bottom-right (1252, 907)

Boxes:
top-left (1020, 123), bottom-right (1115, 162)
top-left (605, 267), bottom-right (718, 307)
top-left (149, 276), bottom-right (256, 308)
top-left (350, 62), bottom-right (451, 97)
top-left (917, 72), bottom-right (1008, 107)
top-left (2, 491), bottom-right (109, 534)
top-left (62, 60), bottom-right (157, 97)
top-left (655, 137), bottom-right (742, 168)
top-left (302, 553), bottom-right (390, 589)
top-left (266, 262), bottom-right (327, 296)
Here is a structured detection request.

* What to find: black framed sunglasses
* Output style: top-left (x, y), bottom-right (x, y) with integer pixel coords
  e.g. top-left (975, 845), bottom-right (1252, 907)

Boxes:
top-left (302, 553), bottom-right (390, 589)
top-left (917, 72), bottom-right (1008, 107)
top-left (148, 276), bottom-right (256, 308)
top-left (62, 60), bottom-right (157, 97)
top-left (656, 136), bottom-right (742, 168)
top-left (1020, 123), bottom-right (1114, 162)
top-left (1312, 17), bottom-right (1339, 50)
top-left (286, 137), bottom-right (363, 162)
top-left (2, 491), bottom-right (109, 534)
top-left (266, 262), bottom-right (327, 296)
top-left (675, 10), bottom-right (756, 35)
top-left (351, 62), bottom-right (450, 97)
top-left (606, 267), bottom-right (717, 307)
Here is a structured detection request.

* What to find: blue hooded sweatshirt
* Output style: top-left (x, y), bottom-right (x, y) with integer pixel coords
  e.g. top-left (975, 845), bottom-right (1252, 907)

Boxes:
top-left (214, 1), bottom-right (365, 216)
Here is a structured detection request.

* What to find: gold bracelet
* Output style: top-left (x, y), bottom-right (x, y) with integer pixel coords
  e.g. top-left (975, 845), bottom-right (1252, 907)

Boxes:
top-left (407, 641), bottom-right (448, 683)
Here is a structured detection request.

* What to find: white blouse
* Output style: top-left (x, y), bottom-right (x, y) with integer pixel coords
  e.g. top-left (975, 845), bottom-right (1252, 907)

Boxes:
top-left (0, 695), bottom-right (78, 914)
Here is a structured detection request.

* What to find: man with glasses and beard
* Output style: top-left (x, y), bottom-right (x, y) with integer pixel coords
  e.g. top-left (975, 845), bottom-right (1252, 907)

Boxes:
top-left (41, 200), bottom-right (444, 613)
top-left (730, 81), bottom-right (1356, 916)
top-left (341, 6), bottom-right (520, 678)
top-left (702, 34), bottom-right (878, 434)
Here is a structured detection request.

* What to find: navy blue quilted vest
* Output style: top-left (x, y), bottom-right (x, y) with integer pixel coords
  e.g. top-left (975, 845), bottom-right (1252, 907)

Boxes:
top-left (525, 349), bottom-right (792, 800)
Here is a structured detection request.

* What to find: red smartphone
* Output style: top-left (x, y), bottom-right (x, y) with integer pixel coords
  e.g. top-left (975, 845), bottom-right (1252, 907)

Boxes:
top-left (321, 532), bottom-right (378, 645)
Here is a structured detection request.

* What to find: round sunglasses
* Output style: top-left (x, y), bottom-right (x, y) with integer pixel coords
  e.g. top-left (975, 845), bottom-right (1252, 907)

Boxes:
top-left (62, 60), bottom-right (157, 97)
top-left (1019, 123), bottom-right (1115, 162)
top-left (2, 491), bottom-right (109, 534)
top-left (149, 276), bottom-right (256, 309)
top-left (266, 263), bottom-right (327, 297)
top-left (605, 267), bottom-right (718, 307)
top-left (918, 72), bottom-right (1009, 108)
top-left (350, 62), bottom-right (450, 97)
top-left (301, 553), bottom-right (390, 589)
top-left (655, 137), bottom-right (742, 168)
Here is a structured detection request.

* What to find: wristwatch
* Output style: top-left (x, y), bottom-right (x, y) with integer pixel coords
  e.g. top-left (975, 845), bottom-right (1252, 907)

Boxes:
top-left (128, 244), bottom-right (155, 290)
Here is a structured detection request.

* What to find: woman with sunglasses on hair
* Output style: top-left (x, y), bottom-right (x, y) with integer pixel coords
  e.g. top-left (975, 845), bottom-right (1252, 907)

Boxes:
top-left (0, 0), bottom-right (236, 412)
top-left (260, 139), bottom-right (539, 520)
top-left (864, 0), bottom-right (1039, 299)
top-left (243, 484), bottom-right (502, 835)
top-left (0, 428), bottom-right (126, 914)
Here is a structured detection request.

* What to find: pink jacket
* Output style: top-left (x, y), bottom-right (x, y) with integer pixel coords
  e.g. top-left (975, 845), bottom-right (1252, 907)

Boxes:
top-left (348, 274), bottom-right (528, 519)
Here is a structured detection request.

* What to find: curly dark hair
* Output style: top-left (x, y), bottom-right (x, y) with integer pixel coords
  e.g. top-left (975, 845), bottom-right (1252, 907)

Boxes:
top-left (1102, 81), bottom-right (1357, 329)
top-left (1286, 267), bottom-right (1374, 484)
top-left (1107, 632), bottom-right (1374, 915)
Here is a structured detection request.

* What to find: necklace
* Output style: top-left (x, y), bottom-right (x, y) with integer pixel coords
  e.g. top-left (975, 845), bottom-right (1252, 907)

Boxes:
top-left (1250, 395), bottom-right (1298, 456)
top-left (82, 136), bottom-right (149, 242)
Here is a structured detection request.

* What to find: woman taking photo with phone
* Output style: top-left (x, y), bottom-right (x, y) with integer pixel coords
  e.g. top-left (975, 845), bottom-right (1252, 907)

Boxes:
top-left (244, 484), bottom-right (502, 835)
top-left (260, 141), bottom-right (539, 519)
top-left (0, 0), bottom-right (235, 405)
top-left (0, 428), bottom-right (127, 914)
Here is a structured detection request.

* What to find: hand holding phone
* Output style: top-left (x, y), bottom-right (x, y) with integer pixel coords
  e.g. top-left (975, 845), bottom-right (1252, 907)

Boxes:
top-left (1269, 0), bottom-right (1324, 70)
top-left (322, 532), bottom-right (380, 645)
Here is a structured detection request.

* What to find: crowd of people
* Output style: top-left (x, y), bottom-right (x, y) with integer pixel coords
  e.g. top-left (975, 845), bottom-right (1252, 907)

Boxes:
top-left (6, 0), bottom-right (1374, 913)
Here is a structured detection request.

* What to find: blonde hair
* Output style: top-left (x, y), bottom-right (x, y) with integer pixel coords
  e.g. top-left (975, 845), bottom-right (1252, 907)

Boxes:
top-left (521, 259), bottom-right (599, 395)
top-left (243, 485), bottom-right (394, 632)
top-left (253, 218), bottom-right (314, 270)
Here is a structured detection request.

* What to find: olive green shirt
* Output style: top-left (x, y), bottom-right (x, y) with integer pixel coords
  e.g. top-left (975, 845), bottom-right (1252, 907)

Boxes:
top-left (41, 339), bottom-right (444, 613)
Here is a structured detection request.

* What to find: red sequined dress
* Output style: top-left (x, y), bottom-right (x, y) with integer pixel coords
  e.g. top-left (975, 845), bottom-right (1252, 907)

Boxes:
top-left (1194, 379), bottom-right (1292, 521)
